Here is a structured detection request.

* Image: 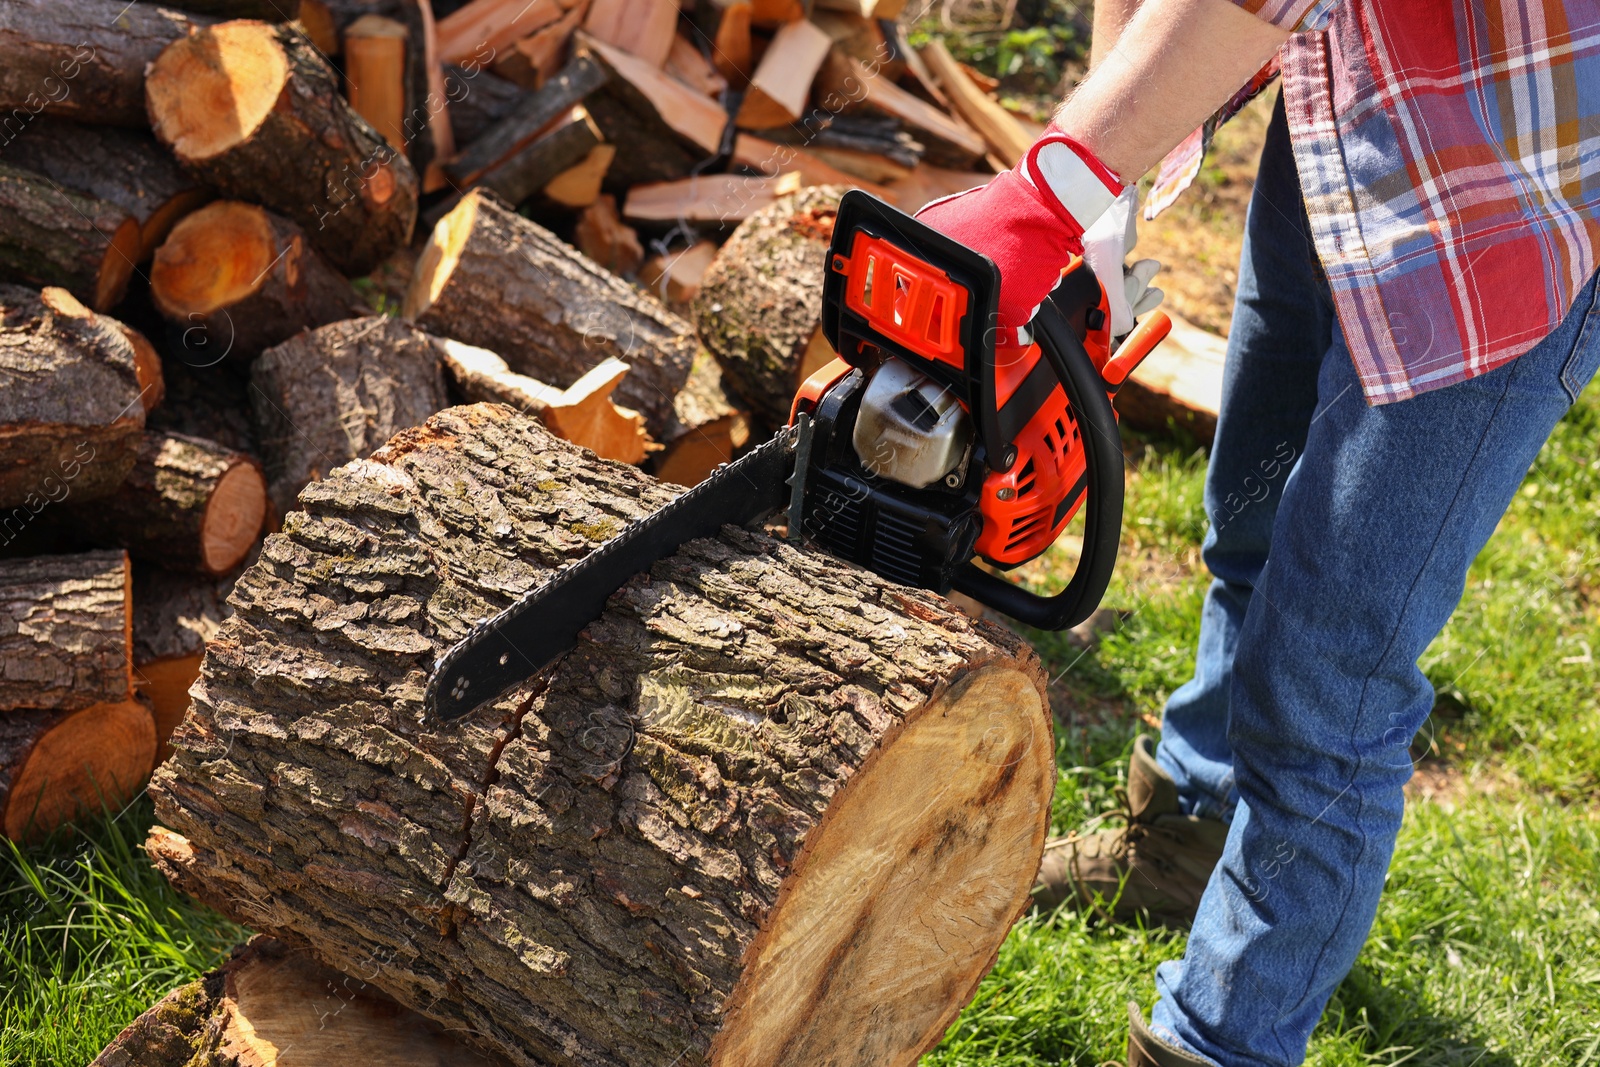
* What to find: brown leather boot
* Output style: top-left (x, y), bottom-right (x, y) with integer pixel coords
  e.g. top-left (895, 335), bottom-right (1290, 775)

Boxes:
top-left (1126, 1002), bottom-right (1213, 1066)
top-left (1033, 735), bottom-right (1227, 927)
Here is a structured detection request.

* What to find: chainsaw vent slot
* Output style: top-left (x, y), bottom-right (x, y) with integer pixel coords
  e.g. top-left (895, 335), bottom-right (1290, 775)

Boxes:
top-left (812, 487), bottom-right (863, 546)
top-left (1015, 458), bottom-right (1037, 497)
top-left (1055, 417), bottom-right (1067, 439)
top-left (1005, 508), bottom-right (1049, 550)
top-left (871, 511), bottom-right (924, 585)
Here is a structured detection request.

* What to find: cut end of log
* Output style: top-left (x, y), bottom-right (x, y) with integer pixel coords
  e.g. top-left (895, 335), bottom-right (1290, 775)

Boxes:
top-left (95, 217), bottom-right (142, 312)
top-left (146, 21), bottom-right (292, 164)
top-left (115, 322), bottom-right (167, 413)
top-left (404, 191), bottom-right (480, 321)
top-left (150, 201), bottom-right (278, 317)
top-left (710, 664), bottom-right (1052, 1067)
top-left (200, 458), bottom-right (268, 574)
top-left (3, 699), bottom-right (156, 841)
top-left (136, 654), bottom-right (202, 766)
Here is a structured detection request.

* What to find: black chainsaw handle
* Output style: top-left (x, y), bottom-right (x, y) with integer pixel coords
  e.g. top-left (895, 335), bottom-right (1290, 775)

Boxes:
top-left (951, 283), bottom-right (1125, 631)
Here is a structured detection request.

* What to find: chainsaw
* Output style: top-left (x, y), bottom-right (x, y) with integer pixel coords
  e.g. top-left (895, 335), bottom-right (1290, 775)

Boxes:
top-left (425, 190), bottom-right (1170, 721)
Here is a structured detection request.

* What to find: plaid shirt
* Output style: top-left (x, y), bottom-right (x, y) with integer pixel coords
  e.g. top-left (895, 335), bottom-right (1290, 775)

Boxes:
top-left (1152, 1), bottom-right (1600, 405)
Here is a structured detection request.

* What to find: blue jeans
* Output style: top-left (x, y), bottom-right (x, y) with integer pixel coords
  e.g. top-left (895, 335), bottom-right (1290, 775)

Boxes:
top-left (1147, 95), bottom-right (1600, 1065)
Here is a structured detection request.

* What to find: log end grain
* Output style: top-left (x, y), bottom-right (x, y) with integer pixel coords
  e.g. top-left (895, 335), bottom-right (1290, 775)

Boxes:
top-left (145, 22), bottom-right (291, 165)
top-left (149, 201), bottom-right (279, 317)
top-left (1, 698), bottom-right (156, 841)
top-left (200, 459), bottom-right (268, 575)
top-left (402, 187), bottom-right (479, 321)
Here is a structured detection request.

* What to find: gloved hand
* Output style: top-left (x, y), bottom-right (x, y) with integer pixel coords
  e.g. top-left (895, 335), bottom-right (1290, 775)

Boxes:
top-left (916, 128), bottom-right (1125, 337)
top-left (1081, 187), bottom-right (1164, 338)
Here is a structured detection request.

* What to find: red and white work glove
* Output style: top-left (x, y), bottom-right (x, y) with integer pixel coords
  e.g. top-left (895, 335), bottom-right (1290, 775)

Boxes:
top-left (916, 129), bottom-right (1161, 339)
top-left (1082, 187), bottom-right (1165, 338)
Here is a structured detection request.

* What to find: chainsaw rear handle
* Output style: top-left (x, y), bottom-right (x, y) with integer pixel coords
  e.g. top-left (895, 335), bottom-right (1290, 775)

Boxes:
top-left (950, 284), bottom-right (1125, 631)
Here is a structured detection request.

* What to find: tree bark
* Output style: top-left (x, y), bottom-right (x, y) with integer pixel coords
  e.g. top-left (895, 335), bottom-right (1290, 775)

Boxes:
top-left (0, 163), bottom-right (140, 311)
top-left (0, 285), bottom-right (145, 511)
top-left (249, 316), bottom-right (448, 519)
top-left (0, 549), bottom-right (132, 712)
top-left (443, 64), bottom-right (529, 147)
top-left (149, 201), bottom-right (367, 363)
top-left (0, 697), bottom-right (156, 840)
top-left (692, 185), bottom-right (843, 428)
top-left (146, 402), bottom-right (1054, 1067)
top-left (145, 19), bottom-right (419, 276)
top-left (90, 935), bottom-right (511, 1067)
top-left (132, 565), bottom-right (235, 763)
top-left (0, 0), bottom-right (206, 129)
top-left (443, 51), bottom-right (606, 186)
top-left (405, 191), bottom-right (696, 437)
top-left (55, 431), bottom-right (268, 577)
top-left (2, 119), bottom-right (214, 263)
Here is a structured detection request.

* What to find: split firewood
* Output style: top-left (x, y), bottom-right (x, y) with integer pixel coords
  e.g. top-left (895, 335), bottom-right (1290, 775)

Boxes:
top-left (0, 550), bottom-right (132, 713)
top-left (623, 171), bottom-right (804, 225)
top-left (89, 936), bottom-right (511, 1067)
top-left (735, 18), bottom-right (831, 129)
top-left (0, 286), bottom-right (146, 509)
top-left (748, 0), bottom-right (804, 23)
top-left (146, 403), bottom-right (1053, 1067)
top-left (701, 0), bottom-right (753, 85)
top-left (54, 431), bottom-right (268, 577)
top-left (153, 0), bottom-right (300, 18)
top-left (814, 49), bottom-right (986, 169)
top-left (250, 316), bottom-right (449, 518)
top-left (405, 190), bottom-right (696, 436)
top-left (808, 9), bottom-right (888, 69)
top-left (0, 0), bottom-right (205, 128)
top-left (731, 134), bottom-right (893, 198)
top-left (297, 0), bottom-right (339, 51)
top-left (443, 51), bottom-right (607, 186)
top-left (582, 0), bottom-right (679, 68)
top-left (919, 39), bottom-right (1032, 167)
top-left (665, 32), bottom-right (728, 97)
top-left (638, 238), bottom-right (719, 308)
top-left (1, 698), bottom-right (156, 842)
top-left (543, 142), bottom-right (616, 207)
top-left (131, 565), bottom-right (235, 764)
top-left (149, 201), bottom-right (366, 363)
top-left (443, 63), bottom-right (530, 146)
top-left (651, 348), bottom-right (750, 486)
top-left (583, 36), bottom-right (730, 188)
top-left (573, 195), bottom-right (644, 274)
top-left (344, 14), bottom-right (411, 151)
top-left (489, 0), bottom-right (591, 89)
top-left (0, 163), bottom-right (140, 312)
top-left (2, 120), bottom-right (212, 263)
top-left (477, 106), bottom-right (603, 205)
top-left (145, 19), bottom-right (419, 276)
top-left (692, 184), bottom-right (843, 427)
top-left (438, 339), bottom-right (650, 463)
top-left (436, 0), bottom-right (568, 64)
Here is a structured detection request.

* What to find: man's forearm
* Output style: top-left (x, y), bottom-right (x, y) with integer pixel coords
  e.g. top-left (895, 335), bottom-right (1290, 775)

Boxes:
top-left (1089, 0), bottom-right (1140, 70)
top-left (1058, 0), bottom-right (1288, 180)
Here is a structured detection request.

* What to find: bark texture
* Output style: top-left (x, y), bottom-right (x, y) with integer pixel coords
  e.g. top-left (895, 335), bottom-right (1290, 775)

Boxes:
top-left (692, 185), bottom-right (842, 428)
top-left (146, 403), bottom-right (1052, 1067)
top-left (0, 0), bottom-right (205, 128)
top-left (0, 285), bottom-right (145, 509)
top-left (0, 697), bottom-right (156, 840)
top-left (149, 201), bottom-right (367, 363)
top-left (56, 431), bottom-right (267, 576)
top-left (249, 316), bottom-right (449, 519)
top-left (0, 549), bottom-right (131, 712)
top-left (146, 20), bottom-right (419, 276)
top-left (0, 162), bottom-right (140, 311)
top-left (405, 191), bottom-right (696, 437)
top-left (2, 120), bottom-right (213, 262)
top-left (443, 52), bottom-right (606, 185)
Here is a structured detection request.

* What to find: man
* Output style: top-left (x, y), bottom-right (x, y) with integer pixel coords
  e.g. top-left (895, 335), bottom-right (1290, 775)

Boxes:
top-left (917, 1), bottom-right (1600, 1064)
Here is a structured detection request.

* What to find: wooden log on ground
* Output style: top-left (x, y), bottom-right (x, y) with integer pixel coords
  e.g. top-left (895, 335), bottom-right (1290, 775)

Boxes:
top-left (0, 550), bottom-right (132, 712)
top-left (1, 698), bottom-right (155, 841)
top-left (439, 338), bottom-right (650, 463)
top-left (344, 14), bottom-right (411, 151)
top-left (442, 51), bottom-right (607, 186)
top-left (250, 316), bottom-right (449, 518)
top-left (0, 163), bottom-right (140, 311)
top-left (90, 935), bottom-right (512, 1067)
top-left (405, 190), bottom-right (696, 436)
top-left (476, 105), bottom-right (602, 205)
top-left (0, 286), bottom-right (146, 510)
top-left (132, 565), bottom-right (234, 764)
top-left (735, 18), bottom-right (830, 129)
top-left (573, 194), bottom-right (643, 274)
top-left (0, 0), bottom-right (205, 128)
top-left (692, 184), bottom-right (842, 427)
top-left (146, 402), bottom-right (1054, 1067)
top-left (55, 431), bottom-right (268, 577)
top-left (149, 201), bottom-right (366, 363)
top-left (651, 348), bottom-right (750, 486)
top-left (2, 120), bottom-right (213, 264)
top-left (145, 19), bottom-right (419, 276)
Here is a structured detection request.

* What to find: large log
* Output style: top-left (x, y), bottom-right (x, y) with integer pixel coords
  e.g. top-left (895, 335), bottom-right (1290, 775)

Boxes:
top-left (146, 403), bottom-right (1054, 1067)
top-left (132, 565), bottom-right (235, 763)
top-left (0, 286), bottom-right (145, 511)
top-left (149, 201), bottom-right (367, 363)
top-left (0, 549), bottom-right (132, 712)
top-left (692, 184), bottom-right (843, 428)
top-left (145, 18), bottom-right (419, 276)
top-left (405, 191), bottom-right (696, 437)
top-left (0, 162), bottom-right (140, 311)
top-left (1, 698), bottom-right (156, 841)
top-left (55, 431), bottom-right (268, 577)
top-left (0, 0), bottom-right (205, 128)
top-left (250, 316), bottom-right (449, 518)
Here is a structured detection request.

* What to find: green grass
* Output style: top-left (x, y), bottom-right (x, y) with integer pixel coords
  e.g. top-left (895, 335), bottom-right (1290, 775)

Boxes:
top-left (3, 394), bottom-right (1597, 1065)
